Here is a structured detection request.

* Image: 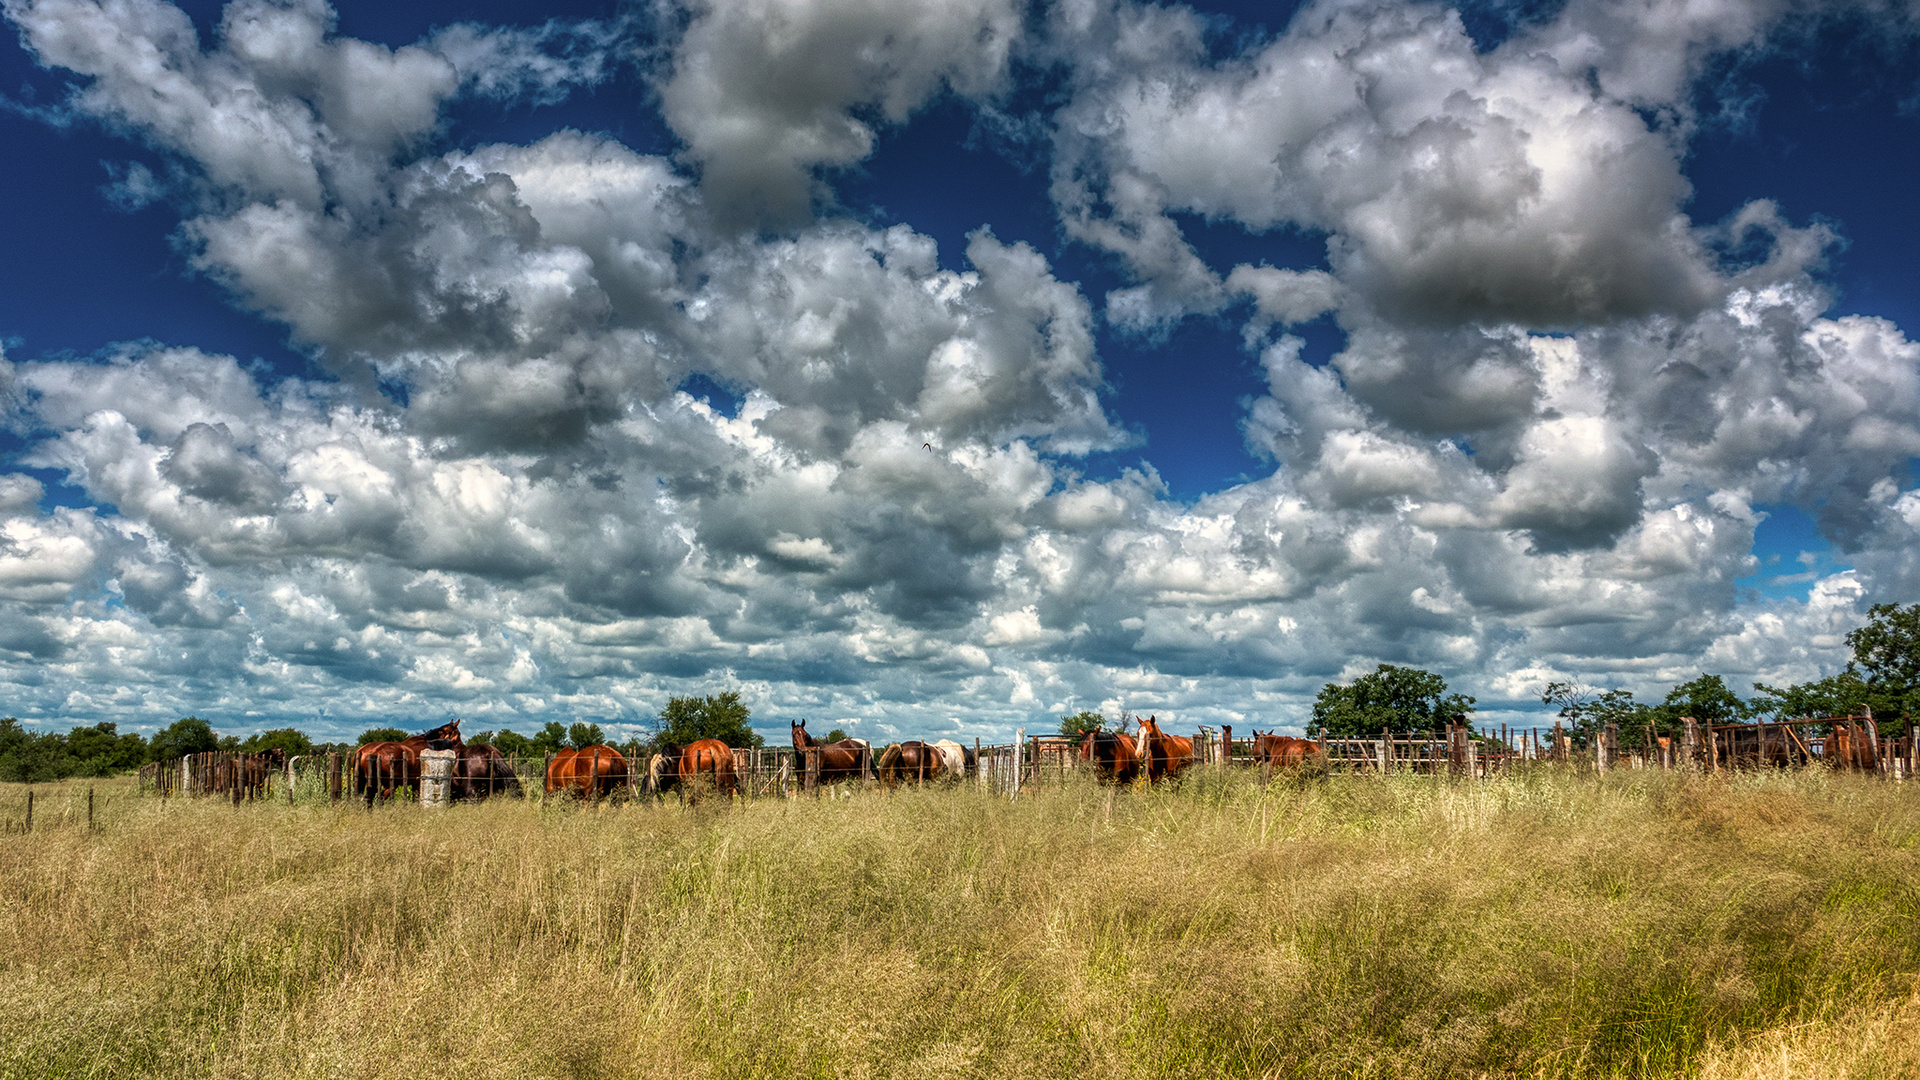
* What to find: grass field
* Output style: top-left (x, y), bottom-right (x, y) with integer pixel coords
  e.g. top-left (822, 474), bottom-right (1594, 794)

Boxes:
top-left (1, 768), bottom-right (1917, 1079)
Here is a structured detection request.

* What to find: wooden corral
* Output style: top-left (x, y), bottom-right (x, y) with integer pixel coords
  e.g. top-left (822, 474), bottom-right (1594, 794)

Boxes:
top-left (136, 713), bottom-right (1920, 815)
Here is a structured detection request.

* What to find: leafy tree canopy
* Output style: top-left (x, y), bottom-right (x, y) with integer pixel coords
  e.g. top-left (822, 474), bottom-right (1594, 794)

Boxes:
top-left (1843, 602), bottom-right (1920, 726)
top-left (152, 717), bottom-right (219, 759)
top-left (1661, 674), bottom-right (1751, 725)
top-left (478, 729), bottom-right (535, 757)
top-left (656, 692), bottom-right (763, 748)
top-left (567, 722), bottom-right (606, 749)
top-left (240, 728), bottom-right (313, 756)
top-left (356, 727), bottom-right (408, 747)
top-left (1542, 683), bottom-right (1656, 748)
top-left (825, 728), bottom-right (849, 743)
top-left (1058, 710), bottom-right (1107, 738)
top-left (532, 722), bottom-right (568, 754)
top-left (1310, 664), bottom-right (1474, 737)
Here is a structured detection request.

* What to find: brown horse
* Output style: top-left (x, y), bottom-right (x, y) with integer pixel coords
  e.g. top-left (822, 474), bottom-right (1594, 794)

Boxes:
top-left (672, 739), bottom-right (739, 804)
top-left (1826, 721), bottom-right (1880, 771)
top-left (210, 750), bottom-right (283, 804)
top-left (1250, 730), bottom-right (1324, 772)
top-left (1134, 716), bottom-right (1195, 783)
top-left (452, 744), bottom-right (524, 801)
top-left (1077, 729), bottom-right (1140, 783)
top-left (876, 741), bottom-right (945, 786)
top-left (544, 745), bottom-right (629, 801)
top-left (791, 721), bottom-right (873, 784)
top-left (355, 720), bottom-right (463, 806)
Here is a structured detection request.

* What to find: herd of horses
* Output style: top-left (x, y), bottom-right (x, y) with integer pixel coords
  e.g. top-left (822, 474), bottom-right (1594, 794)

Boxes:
top-left (348, 716), bottom-right (1324, 806)
top-left (1076, 716), bottom-right (1323, 783)
top-left (349, 722), bottom-right (758, 806)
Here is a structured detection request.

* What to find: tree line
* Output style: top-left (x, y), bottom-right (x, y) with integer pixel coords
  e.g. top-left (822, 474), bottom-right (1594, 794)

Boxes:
top-left (0, 692), bottom-right (765, 785)
top-left (1057, 604), bottom-right (1920, 750)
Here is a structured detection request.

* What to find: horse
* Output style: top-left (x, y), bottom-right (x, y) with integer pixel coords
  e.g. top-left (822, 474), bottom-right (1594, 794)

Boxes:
top-left (646, 750), bottom-right (681, 796)
top-left (1077, 729), bottom-right (1140, 784)
top-left (544, 745), bottom-right (629, 801)
top-left (1826, 721), bottom-right (1879, 771)
top-left (931, 739), bottom-right (968, 779)
top-left (673, 739), bottom-right (739, 804)
top-left (791, 721), bottom-right (873, 784)
top-left (452, 744), bottom-right (524, 801)
top-left (876, 741), bottom-right (945, 786)
top-left (1249, 729), bottom-right (1324, 772)
top-left (355, 720), bottom-right (463, 806)
top-left (207, 750), bottom-right (283, 804)
top-left (1134, 715), bottom-right (1195, 783)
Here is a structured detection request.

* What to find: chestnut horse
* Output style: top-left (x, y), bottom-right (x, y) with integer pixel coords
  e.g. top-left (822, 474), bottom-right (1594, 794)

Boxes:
top-left (673, 738), bottom-right (740, 804)
top-left (1250, 730), bottom-right (1324, 772)
top-left (452, 744), bottom-right (524, 801)
top-left (1134, 715), bottom-right (1195, 783)
top-left (355, 720), bottom-right (463, 806)
top-left (1077, 729), bottom-right (1140, 784)
top-left (791, 721), bottom-right (873, 784)
top-left (544, 745), bottom-right (629, 801)
top-left (876, 741), bottom-right (945, 786)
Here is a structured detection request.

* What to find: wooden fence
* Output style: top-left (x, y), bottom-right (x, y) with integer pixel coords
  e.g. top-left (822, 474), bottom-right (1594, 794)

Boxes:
top-left (130, 713), bottom-right (1920, 812)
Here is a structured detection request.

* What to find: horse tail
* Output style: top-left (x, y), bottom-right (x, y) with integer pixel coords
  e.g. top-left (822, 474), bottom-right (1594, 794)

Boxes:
top-left (877, 745), bottom-right (902, 784)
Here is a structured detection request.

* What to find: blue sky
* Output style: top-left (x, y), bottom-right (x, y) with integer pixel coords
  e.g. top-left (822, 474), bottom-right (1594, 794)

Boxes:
top-left (2, 0), bottom-right (1917, 742)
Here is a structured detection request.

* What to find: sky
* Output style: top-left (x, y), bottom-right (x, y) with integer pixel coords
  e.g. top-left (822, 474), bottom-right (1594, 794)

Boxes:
top-left (2, 0), bottom-right (1920, 744)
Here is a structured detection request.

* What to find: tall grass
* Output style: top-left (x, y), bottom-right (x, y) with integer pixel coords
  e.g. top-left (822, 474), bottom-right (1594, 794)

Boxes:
top-left (1, 768), bottom-right (1916, 1079)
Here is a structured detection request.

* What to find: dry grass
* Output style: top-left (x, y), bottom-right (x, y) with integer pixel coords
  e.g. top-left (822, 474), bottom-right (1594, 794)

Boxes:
top-left (1, 768), bottom-right (1917, 1079)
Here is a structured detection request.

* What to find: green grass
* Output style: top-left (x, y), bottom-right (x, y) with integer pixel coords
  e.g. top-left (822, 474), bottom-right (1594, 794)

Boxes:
top-left (1, 768), bottom-right (1917, 1078)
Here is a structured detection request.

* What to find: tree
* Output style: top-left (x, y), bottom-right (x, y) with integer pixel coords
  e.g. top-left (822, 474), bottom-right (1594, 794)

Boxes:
top-left (240, 728), bottom-right (313, 756)
top-left (1661, 674), bottom-right (1750, 725)
top-left (1309, 665), bottom-right (1475, 737)
top-left (1843, 603), bottom-right (1920, 730)
top-left (1753, 671), bottom-right (1870, 724)
top-left (532, 722), bottom-right (568, 754)
top-left (825, 728), bottom-right (849, 743)
top-left (656, 692), bottom-right (763, 748)
top-left (356, 727), bottom-right (408, 747)
top-left (0, 718), bottom-right (63, 783)
top-left (1542, 683), bottom-right (1656, 749)
top-left (58, 722), bottom-right (149, 775)
top-left (483, 729), bottom-right (535, 756)
top-left (567, 722), bottom-right (606, 749)
top-left (1057, 710), bottom-right (1107, 738)
top-left (151, 717), bottom-right (219, 760)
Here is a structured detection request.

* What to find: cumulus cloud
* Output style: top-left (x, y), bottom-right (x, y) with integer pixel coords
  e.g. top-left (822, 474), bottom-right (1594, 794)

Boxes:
top-left (1042, 0), bottom-right (1836, 332)
top-left (654, 0), bottom-right (1023, 228)
top-left (0, 0), bottom-right (1916, 739)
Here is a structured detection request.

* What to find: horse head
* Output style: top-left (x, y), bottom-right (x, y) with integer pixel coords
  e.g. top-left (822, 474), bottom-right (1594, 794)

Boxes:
top-left (418, 719), bottom-right (463, 746)
top-left (1134, 716), bottom-right (1161, 760)
top-left (791, 720), bottom-right (813, 749)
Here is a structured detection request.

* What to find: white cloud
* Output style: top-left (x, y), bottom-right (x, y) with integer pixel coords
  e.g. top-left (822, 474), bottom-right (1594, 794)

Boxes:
top-left (0, 0), bottom-right (1915, 740)
top-left (654, 0), bottom-right (1023, 227)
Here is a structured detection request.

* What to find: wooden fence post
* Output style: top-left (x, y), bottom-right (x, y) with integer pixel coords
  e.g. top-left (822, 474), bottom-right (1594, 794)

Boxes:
top-left (24, 789), bottom-right (31, 833)
top-left (1220, 725), bottom-right (1231, 772)
top-left (1013, 728), bottom-right (1024, 797)
top-left (1379, 727), bottom-right (1391, 773)
top-left (88, 786), bottom-right (95, 831)
top-left (419, 749), bottom-right (456, 808)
